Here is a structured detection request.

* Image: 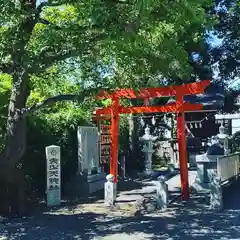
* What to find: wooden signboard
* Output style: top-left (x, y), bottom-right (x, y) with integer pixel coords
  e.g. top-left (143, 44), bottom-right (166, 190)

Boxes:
top-left (100, 124), bottom-right (111, 164)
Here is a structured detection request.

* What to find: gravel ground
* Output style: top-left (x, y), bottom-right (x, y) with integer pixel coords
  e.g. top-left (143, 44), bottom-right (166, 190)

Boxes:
top-left (1, 190), bottom-right (240, 240)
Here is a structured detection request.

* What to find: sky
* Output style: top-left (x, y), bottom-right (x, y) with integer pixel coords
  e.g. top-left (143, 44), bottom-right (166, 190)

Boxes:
top-left (209, 34), bottom-right (222, 48)
top-left (36, 0), bottom-right (47, 7)
top-left (209, 34), bottom-right (240, 89)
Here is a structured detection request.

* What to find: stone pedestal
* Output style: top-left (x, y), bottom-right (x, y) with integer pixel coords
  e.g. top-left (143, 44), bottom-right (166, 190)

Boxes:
top-left (188, 153), bottom-right (197, 167)
top-left (208, 169), bottom-right (223, 210)
top-left (144, 149), bottom-right (154, 175)
top-left (65, 172), bottom-right (106, 198)
top-left (195, 154), bottom-right (223, 184)
top-left (192, 153), bottom-right (223, 192)
top-left (64, 126), bottom-right (106, 198)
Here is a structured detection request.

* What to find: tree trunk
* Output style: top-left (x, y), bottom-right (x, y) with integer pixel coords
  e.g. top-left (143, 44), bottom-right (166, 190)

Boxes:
top-left (0, 117), bottom-right (27, 216)
top-left (0, 69), bottom-right (29, 216)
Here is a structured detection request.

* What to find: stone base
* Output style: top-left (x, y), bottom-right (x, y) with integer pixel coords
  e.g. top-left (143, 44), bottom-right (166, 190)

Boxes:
top-left (189, 154), bottom-right (197, 167)
top-left (64, 172), bottom-right (106, 198)
top-left (192, 177), bottom-right (210, 192)
top-left (196, 161), bottom-right (217, 183)
top-left (195, 154), bottom-right (223, 183)
top-left (47, 189), bottom-right (61, 207)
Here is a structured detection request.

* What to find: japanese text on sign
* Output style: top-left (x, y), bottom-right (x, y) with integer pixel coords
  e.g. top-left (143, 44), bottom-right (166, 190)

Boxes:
top-left (47, 157), bottom-right (60, 191)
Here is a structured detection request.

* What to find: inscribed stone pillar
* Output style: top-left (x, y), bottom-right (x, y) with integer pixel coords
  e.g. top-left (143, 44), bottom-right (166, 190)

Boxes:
top-left (77, 126), bottom-right (100, 174)
top-left (46, 145), bottom-right (61, 207)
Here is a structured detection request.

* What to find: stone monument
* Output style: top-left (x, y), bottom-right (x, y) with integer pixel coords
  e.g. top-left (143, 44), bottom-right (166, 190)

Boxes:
top-left (193, 136), bottom-right (224, 190)
top-left (64, 126), bottom-right (106, 198)
top-left (139, 125), bottom-right (158, 176)
top-left (77, 126), bottom-right (101, 175)
top-left (217, 124), bottom-right (230, 155)
top-left (46, 145), bottom-right (61, 207)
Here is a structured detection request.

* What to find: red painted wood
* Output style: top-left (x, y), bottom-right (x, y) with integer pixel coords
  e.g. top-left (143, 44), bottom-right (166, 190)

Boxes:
top-left (176, 95), bottom-right (189, 201)
top-left (96, 102), bottom-right (203, 115)
top-left (92, 115), bottom-right (111, 121)
top-left (110, 97), bottom-right (120, 183)
top-left (144, 98), bottom-right (149, 106)
top-left (97, 80), bottom-right (210, 99)
top-left (95, 80), bottom-right (211, 200)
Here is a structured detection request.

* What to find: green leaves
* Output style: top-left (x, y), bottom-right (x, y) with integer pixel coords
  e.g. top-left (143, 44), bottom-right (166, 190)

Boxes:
top-left (0, 0), bottom-right (215, 123)
top-left (212, 0), bottom-right (240, 81)
top-left (0, 74), bottom-right (11, 94)
top-left (0, 0), bottom-right (214, 86)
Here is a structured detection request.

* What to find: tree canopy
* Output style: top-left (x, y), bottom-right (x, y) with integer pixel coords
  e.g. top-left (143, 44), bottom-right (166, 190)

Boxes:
top-left (0, 0), bottom-right (214, 87)
top-left (0, 0), bottom-right (216, 158)
top-left (211, 0), bottom-right (240, 82)
top-left (0, 0), bottom-right (226, 215)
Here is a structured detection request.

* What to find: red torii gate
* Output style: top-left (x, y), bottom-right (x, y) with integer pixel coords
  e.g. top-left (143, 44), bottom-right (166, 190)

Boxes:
top-left (95, 80), bottom-right (210, 201)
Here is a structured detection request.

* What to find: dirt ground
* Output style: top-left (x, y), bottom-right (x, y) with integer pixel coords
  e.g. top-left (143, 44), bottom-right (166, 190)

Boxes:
top-left (1, 190), bottom-right (240, 240)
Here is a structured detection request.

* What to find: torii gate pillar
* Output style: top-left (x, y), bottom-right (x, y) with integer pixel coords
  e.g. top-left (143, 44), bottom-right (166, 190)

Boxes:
top-left (176, 94), bottom-right (189, 200)
top-left (110, 97), bottom-right (120, 183)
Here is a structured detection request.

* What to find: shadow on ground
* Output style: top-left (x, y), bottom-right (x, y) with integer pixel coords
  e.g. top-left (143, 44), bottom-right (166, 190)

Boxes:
top-left (1, 191), bottom-right (240, 240)
top-left (223, 179), bottom-right (240, 210)
top-left (117, 178), bottom-right (143, 192)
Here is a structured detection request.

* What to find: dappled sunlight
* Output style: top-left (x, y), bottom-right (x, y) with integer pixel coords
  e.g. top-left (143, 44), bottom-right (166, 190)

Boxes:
top-left (2, 191), bottom-right (240, 239)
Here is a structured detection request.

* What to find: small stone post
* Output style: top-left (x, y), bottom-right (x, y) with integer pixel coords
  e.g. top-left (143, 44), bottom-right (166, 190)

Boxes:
top-left (156, 176), bottom-right (168, 210)
top-left (104, 174), bottom-right (116, 206)
top-left (208, 170), bottom-right (223, 210)
top-left (46, 145), bottom-right (61, 207)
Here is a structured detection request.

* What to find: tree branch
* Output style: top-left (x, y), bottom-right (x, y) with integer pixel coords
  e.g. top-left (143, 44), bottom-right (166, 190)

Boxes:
top-left (112, 0), bottom-right (134, 4)
top-left (24, 94), bottom-right (78, 115)
top-left (38, 18), bottom-right (102, 32)
top-left (36, 0), bottom-right (131, 12)
top-left (0, 63), bottom-right (13, 74)
top-left (30, 33), bottom-right (106, 73)
top-left (29, 49), bottom-right (82, 73)
top-left (23, 87), bottom-right (108, 116)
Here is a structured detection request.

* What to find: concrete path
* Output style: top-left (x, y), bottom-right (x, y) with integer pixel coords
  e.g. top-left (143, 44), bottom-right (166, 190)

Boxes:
top-left (116, 170), bottom-right (197, 204)
top-left (166, 170), bottom-right (197, 202)
top-left (166, 170), bottom-right (197, 192)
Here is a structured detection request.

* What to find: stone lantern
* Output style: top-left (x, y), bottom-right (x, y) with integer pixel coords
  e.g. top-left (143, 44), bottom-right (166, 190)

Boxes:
top-left (139, 125), bottom-right (158, 175)
top-left (217, 124), bottom-right (230, 155)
